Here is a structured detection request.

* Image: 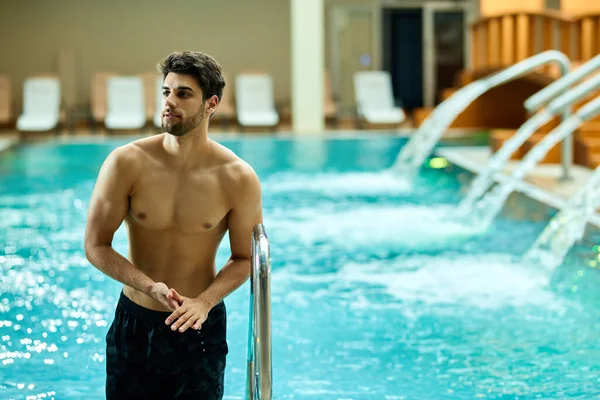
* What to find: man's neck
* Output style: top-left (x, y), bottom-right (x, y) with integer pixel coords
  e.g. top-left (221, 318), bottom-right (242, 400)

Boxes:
top-left (162, 128), bottom-right (212, 169)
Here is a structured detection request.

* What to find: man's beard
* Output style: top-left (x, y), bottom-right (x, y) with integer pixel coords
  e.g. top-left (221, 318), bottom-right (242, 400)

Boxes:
top-left (162, 106), bottom-right (205, 137)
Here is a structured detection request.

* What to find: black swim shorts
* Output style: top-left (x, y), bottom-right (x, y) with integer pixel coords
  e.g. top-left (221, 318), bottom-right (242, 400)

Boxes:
top-left (105, 291), bottom-right (228, 399)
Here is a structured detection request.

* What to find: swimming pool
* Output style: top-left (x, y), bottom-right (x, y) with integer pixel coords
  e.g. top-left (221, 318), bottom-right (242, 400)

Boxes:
top-left (1, 135), bottom-right (599, 399)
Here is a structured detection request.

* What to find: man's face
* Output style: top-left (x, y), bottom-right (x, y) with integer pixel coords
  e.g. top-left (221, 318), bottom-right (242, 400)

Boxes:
top-left (161, 72), bottom-right (206, 137)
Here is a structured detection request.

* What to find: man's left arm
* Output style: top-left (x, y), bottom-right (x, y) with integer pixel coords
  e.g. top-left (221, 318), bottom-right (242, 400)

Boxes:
top-left (197, 166), bottom-right (263, 309)
top-left (166, 164), bottom-right (263, 332)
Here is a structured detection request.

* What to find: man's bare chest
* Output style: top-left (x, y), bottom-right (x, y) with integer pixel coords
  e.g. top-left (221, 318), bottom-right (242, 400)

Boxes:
top-left (126, 172), bottom-right (230, 234)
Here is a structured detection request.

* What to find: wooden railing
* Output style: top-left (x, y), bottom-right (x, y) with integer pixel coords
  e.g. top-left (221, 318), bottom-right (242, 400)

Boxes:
top-left (573, 14), bottom-right (600, 61)
top-left (471, 11), bottom-right (600, 72)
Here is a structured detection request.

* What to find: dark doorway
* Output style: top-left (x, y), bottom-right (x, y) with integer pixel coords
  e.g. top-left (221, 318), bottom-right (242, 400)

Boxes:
top-left (382, 8), bottom-right (424, 110)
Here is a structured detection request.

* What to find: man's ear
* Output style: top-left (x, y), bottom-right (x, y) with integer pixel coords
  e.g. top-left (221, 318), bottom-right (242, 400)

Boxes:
top-left (207, 95), bottom-right (219, 115)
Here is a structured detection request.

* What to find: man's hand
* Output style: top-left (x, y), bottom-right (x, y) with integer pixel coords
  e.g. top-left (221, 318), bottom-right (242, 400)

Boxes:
top-left (165, 290), bottom-right (213, 333)
top-left (148, 282), bottom-right (181, 311)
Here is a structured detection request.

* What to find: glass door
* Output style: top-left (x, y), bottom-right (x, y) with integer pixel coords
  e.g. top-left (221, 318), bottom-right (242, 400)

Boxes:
top-left (423, 2), bottom-right (471, 107)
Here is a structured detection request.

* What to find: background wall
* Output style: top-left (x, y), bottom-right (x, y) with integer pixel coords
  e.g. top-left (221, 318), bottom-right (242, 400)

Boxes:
top-left (479, 0), bottom-right (545, 16)
top-left (0, 0), bottom-right (291, 107)
top-left (561, 0), bottom-right (600, 16)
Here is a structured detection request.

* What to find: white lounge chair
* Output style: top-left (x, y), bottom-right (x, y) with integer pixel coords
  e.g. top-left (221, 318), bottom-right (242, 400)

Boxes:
top-left (235, 73), bottom-right (279, 129)
top-left (16, 77), bottom-right (61, 132)
top-left (105, 76), bottom-right (146, 130)
top-left (353, 71), bottom-right (405, 127)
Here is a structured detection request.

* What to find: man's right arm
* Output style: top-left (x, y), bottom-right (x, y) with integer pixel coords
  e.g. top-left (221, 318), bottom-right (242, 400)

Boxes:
top-left (84, 147), bottom-right (158, 297)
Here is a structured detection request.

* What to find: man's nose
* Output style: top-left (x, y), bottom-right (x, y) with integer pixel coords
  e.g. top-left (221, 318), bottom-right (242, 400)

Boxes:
top-left (164, 92), bottom-right (177, 110)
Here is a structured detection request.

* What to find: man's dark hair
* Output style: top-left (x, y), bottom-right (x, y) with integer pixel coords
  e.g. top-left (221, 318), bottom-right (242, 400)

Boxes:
top-left (157, 51), bottom-right (225, 102)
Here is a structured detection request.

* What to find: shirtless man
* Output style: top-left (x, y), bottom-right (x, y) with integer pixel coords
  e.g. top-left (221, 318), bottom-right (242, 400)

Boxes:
top-left (84, 51), bottom-right (263, 399)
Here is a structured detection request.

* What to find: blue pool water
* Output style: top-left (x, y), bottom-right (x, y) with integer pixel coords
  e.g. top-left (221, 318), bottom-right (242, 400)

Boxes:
top-left (1, 135), bottom-right (600, 399)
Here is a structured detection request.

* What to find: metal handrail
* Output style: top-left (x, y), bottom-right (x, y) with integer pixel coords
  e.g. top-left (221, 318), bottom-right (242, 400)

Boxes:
top-left (524, 54), bottom-right (600, 180)
top-left (458, 73), bottom-right (600, 212)
top-left (524, 54), bottom-right (600, 111)
top-left (468, 94), bottom-right (600, 232)
top-left (246, 223), bottom-right (272, 400)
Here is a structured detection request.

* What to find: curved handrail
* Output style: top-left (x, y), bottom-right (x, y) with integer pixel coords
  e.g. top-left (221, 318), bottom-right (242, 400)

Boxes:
top-left (524, 53), bottom-right (600, 180)
top-left (525, 54), bottom-right (600, 111)
top-left (458, 72), bottom-right (600, 212)
top-left (469, 95), bottom-right (600, 231)
top-left (246, 224), bottom-right (272, 400)
top-left (547, 74), bottom-right (600, 113)
top-left (391, 50), bottom-right (571, 179)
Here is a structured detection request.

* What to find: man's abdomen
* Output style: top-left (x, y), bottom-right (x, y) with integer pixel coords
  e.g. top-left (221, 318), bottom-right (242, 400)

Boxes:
top-left (124, 224), bottom-right (225, 310)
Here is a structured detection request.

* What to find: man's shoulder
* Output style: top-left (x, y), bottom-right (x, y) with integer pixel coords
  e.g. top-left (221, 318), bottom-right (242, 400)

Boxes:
top-left (107, 135), bottom-right (160, 166)
top-left (222, 157), bottom-right (259, 188)
top-left (211, 141), bottom-right (260, 189)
